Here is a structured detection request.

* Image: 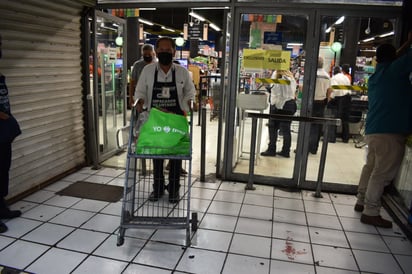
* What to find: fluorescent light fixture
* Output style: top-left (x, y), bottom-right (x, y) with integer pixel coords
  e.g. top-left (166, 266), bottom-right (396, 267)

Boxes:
top-left (379, 31), bottom-right (394, 38)
top-left (139, 18), bottom-right (153, 26)
top-left (362, 37), bottom-right (375, 42)
top-left (209, 23), bottom-right (221, 31)
top-left (335, 16), bottom-right (345, 25)
top-left (189, 12), bottom-right (206, 22)
top-left (161, 26), bottom-right (175, 32)
top-left (286, 43), bottom-right (303, 49)
top-left (325, 26), bottom-right (332, 33)
top-left (139, 8), bottom-right (156, 10)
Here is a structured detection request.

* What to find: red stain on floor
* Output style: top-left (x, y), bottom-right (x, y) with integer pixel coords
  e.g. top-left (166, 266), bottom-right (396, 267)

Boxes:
top-left (281, 237), bottom-right (307, 260)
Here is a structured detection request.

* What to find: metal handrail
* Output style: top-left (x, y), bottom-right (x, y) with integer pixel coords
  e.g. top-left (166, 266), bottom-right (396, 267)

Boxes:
top-left (245, 112), bottom-right (341, 198)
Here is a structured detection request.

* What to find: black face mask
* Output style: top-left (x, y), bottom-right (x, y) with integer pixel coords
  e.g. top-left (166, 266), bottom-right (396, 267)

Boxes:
top-left (143, 56), bottom-right (152, 63)
top-left (157, 52), bottom-right (173, 66)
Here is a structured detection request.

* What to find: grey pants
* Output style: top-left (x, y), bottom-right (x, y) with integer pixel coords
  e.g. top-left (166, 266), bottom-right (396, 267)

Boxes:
top-left (356, 134), bottom-right (406, 216)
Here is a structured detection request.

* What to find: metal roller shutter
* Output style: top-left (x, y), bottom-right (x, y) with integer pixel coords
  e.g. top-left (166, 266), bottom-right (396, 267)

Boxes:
top-left (0, 0), bottom-right (94, 198)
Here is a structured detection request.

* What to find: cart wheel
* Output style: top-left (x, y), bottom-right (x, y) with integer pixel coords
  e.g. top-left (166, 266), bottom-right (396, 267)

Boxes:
top-left (117, 235), bottom-right (124, 246)
top-left (117, 228), bottom-right (125, 246)
top-left (191, 212), bottom-right (198, 232)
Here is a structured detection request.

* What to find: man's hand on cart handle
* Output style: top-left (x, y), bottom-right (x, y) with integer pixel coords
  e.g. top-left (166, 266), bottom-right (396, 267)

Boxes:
top-left (134, 99), bottom-right (144, 113)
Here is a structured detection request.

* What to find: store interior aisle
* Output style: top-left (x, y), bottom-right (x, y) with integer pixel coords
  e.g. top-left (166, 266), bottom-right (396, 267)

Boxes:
top-left (0, 166), bottom-right (412, 273)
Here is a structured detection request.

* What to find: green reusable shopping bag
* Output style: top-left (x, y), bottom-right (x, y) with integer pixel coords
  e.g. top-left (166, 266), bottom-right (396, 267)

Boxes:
top-left (136, 108), bottom-right (190, 155)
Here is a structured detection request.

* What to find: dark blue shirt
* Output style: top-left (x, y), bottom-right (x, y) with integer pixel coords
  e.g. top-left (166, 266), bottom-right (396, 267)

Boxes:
top-left (365, 48), bottom-right (412, 135)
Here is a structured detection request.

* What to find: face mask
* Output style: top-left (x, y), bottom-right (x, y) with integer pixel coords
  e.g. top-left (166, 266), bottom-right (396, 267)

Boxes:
top-left (157, 52), bottom-right (173, 66)
top-left (143, 56), bottom-right (152, 63)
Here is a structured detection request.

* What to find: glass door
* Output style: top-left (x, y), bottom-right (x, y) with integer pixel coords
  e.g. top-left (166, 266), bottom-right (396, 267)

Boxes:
top-left (93, 11), bottom-right (127, 161)
top-left (227, 9), bottom-right (310, 186)
top-left (303, 13), bottom-right (399, 191)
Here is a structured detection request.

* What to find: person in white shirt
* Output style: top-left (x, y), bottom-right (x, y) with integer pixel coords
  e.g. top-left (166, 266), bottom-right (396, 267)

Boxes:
top-left (330, 66), bottom-right (351, 143)
top-left (261, 70), bottom-right (297, 158)
top-left (135, 37), bottom-right (195, 203)
top-left (309, 57), bottom-right (332, 154)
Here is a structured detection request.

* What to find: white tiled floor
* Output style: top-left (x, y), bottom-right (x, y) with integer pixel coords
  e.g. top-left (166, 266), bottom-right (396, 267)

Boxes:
top-left (1, 166), bottom-right (412, 274)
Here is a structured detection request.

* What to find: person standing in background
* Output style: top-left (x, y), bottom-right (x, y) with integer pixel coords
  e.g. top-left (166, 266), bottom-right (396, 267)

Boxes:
top-left (128, 44), bottom-right (156, 107)
top-left (261, 70), bottom-right (297, 158)
top-left (0, 34), bottom-right (22, 233)
top-left (135, 37), bottom-right (195, 203)
top-left (308, 57), bottom-right (332, 154)
top-left (354, 31), bottom-right (412, 228)
top-left (341, 64), bottom-right (352, 83)
top-left (330, 66), bottom-right (351, 143)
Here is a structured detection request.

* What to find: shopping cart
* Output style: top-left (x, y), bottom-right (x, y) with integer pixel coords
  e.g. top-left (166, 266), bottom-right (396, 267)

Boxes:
top-left (117, 107), bottom-right (198, 247)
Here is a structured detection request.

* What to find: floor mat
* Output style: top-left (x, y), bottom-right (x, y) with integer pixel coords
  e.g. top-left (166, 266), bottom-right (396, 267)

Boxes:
top-left (56, 181), bottom-right (123, 202)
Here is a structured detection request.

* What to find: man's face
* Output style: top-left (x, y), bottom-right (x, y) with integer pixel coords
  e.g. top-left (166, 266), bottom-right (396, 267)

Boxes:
top-left (142, 49), bottom-right (155, 59)
top-left (156, 39), bottom-right (175, 56)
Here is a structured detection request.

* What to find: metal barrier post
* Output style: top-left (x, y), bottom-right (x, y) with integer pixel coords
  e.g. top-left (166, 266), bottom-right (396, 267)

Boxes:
top-left (87, 95), bottom-right (100, 170)
top-left (313, 124), bottom-right (330, 198)
top-left (246, 117), bottom-right (257, 190)
top-left (200, 107), bottom-right (206, 182)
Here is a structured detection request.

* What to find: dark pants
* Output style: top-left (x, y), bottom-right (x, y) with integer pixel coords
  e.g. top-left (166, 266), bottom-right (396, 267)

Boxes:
top-left (0, 142), bottom-right (11, 198)
top-left (267, 99), bottom-right (297, 153)
top-left (153, 159), bottom-right (181, 194)
top-left (335, 94), bottom-right (351, 142)
top-left (309, 100), bottom-right (326, 153)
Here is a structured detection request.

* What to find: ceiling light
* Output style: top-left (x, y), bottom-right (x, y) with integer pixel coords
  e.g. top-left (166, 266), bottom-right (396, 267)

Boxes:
top-left (139, 18), bottom-right (153, 26)
top-left (362, 37), bottom-right (375, 42)
top-left (209, 23), bottom-right (221, 31)
top-left (325, 27), bottom-right (332, 33)
top-left (287, 43), bottom-right (303, 48)
top-left (379, 31), bottom-right (394, 38)
top-left (335, 16), bottom-right (345, 25)
top-left (189, 12), bottom-right (206, 22)
top-left (161, 26), bottom-right (175, 32)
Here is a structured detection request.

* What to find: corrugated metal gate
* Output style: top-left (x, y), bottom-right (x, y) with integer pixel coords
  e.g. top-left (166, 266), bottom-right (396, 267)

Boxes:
top-left (0, 0), bottom-right (95, 198)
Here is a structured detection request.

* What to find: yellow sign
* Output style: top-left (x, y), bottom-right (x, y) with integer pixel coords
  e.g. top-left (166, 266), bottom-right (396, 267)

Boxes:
top-left (243, 49), bottom-right (291, 70)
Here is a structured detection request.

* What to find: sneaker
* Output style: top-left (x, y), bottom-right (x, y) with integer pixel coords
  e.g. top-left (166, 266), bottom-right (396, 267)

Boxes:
top-left (354, 204), bottom-right (364, 212)
top-left (277, 151), bottom-right (290, 158)
top-left (168, 193), bottom-right (180, 203)
top-left (148, 191), bottom-right (164, 202)
top-left (261, 150), bottom-right (276, 157)
top-left (0, 208), bottom-right (21, 219)
top-left (360, 214), bottom-right (392, 228)
top-left (0, 221), bottom-right (7, 233)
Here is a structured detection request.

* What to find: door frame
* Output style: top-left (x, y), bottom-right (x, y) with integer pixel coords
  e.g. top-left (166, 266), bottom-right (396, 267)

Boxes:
top-left (92, 10), bottom-right (128, 163)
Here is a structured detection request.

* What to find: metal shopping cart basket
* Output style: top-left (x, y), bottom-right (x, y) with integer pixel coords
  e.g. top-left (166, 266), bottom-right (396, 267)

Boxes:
top-left (117, 107), bottom-right (198, 247)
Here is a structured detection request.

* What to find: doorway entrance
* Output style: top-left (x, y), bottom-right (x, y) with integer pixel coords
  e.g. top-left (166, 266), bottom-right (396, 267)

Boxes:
top-left (90, 11), bottom-right (128, 163)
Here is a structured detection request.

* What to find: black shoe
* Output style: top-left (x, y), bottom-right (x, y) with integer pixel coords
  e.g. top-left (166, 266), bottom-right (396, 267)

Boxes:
top-left (277, 151), bottom-right (290, 158)
top-left (0, 221), bottom-right (7, 233)
top-left (0, 208), bottom-right (21, 219)
top-left (181, 168), bottom-right (188, 175)
top-left (354, 204), bottom-right (364, 212)
top-left (361, 214), bottom-right (392, 228)
top-left (148, 191), bottom-right (164, 202)
top-left (309, 150), bottom-right (317, 155)
top-left (261, 150), bottom-right (276, 157)
top-left (169, 192), bottom-right (180, 203)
